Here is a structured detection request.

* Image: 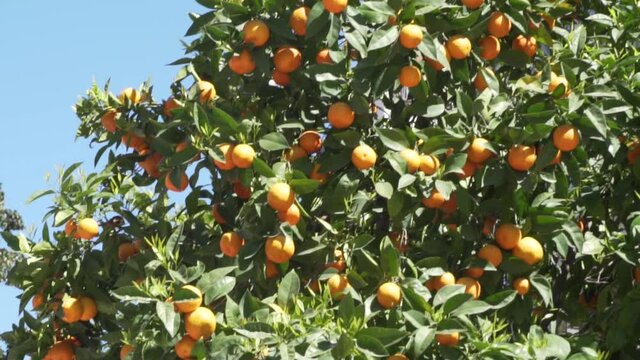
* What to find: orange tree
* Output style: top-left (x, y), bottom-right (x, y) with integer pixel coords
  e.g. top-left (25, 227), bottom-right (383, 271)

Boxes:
top-left (3, 0), bottom-right (640, 359)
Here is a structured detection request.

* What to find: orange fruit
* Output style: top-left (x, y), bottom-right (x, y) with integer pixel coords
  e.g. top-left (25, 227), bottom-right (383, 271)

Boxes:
top-left (118, 88), bottom-right (142, 104)
top-left (508, 145), bottom-right (537, 171)
top-left (466, 267), bottom-right (484, 279)
top-left (323, 0), bottom-right (348, 13)
top-left (388, 354), bottom-right (409, 360)
top-left (265, 260), bottom-right (279, 279)
top-left (243, 19), bottom-right (269, 47)
top-left (512, 35), bottom-right (537, 58)
top-left (388, 16), bottom-right (397, 25)
top-left (265, 234), bottom-right (295, 263)
top-left (120, 345), bottom-right (133, 360)
top-left (163, 97), bottom-right (181, 117)
top-left (233, 182), bottom-right (252, 200)
top-left (426, 272), bottom-right (456, 291)
top-left (424, 43), bottom-right (451, 71)
top-left (229, 49), bottom-right (256, 75)
top-left (212, 203), bottom-right (226, 224)
top-left (325, 249), bottom-right (346, 272)
top-left (101, 109), bottom-right (117, 133)
top-left (79, 297), bottom-right (97, 321)
top-left (456, 277), bottom-right (481, 299)
top-left (399, 65), bottom-right (422, 88)
top-left (458, 160), bottom-right (477, 179)
top-left (553, 124), bottom-right (580, 151)
top-left (422, 189), bottom-right (446, 208)
top-left (419, 154), bottom-right (440, 175)
top-left (118, 243), bottom-right (138, 262)
top-left (327, 274), bottom-right (350, 299)
top-left (628, 142), bottom-right (640, 165)
top-left (277, 204), bottom-right (301, 226)
top-left (64, 219), bottom-right (79, 239)
top-left (633, 266), bottom-right (640, 283)
top-left (274, 46), bottom-right (302, 73)
top-left (513, 236), bottom-right (544, 265)
top-left (121, 131), bottom-right (146, 152)
top-left (299, 131), bottom-right (323, 154)
top-left (32, 292), bottom-right (44, 310)
top-left (436, 332), bottom-right (460, 346)
top-left (377, 282), bottom-right (402, 309)
top-left (462, 0), bottom-right (484, 9)
top-left (196, 81), bottom-right (216, 104)
top-left (316, 49), bottom-right (333, 64)
top-left (446, 35), bottom-right (472, 60)
top-left (175, 335), bottom-right (196, 359)
top-left (290, 6), bottom-right (310, 36)
top-left (479, 35), bottom-right (501, 60)
top-left (400, 149), bottom-right (421, 173)
top-left (548, 72), bottom-right (570, 97)
top-left (231, 144), bottom-right (255, 168)
top-left (139, 152), bottom-right (163, 178)
top-left (220, 232), bottom-right (244, 257)
top-left (62, 296), bottom-right (83, 323)
top-left (285, 145), bottom-right (307, 162)
top-left (46, 341), bottom-right (75, 360)
top-left (352, 144), bottom-right (377, 170)
top-left (473, 69), bottom-right (493, 92)
top-left (267, 183), bottom-right (295, 212)
top-left (467, 138), bottom-right (493, 164)
top-left (310, 163), bottom-right (329, 183)
top-left (399, 24), bottom-right (423, 49)
top-left (175, 285), bottom-right (203, 313)
top-left (495, 223), bottom-right (521, 250)
top-left (513, 278), bottom-right (530, 295)
top-left (272, 70), bottom-right (291, 86)
top-left (482, 217), bottom-right (496, 236)
top-left (185, 307), bottom-right (217, 340)
top-left (478, 244), bottom-right (503, 267)
top-left (488, 11), bottom-right (512, 38)
top-left (328, 102), bottom-right (355, 129)
top-left (76, 218), bottom-right (99, 240)
top-left (165, 172), bottom-right (189, 192)
top-left (213, 143), bottom-right (235, 170)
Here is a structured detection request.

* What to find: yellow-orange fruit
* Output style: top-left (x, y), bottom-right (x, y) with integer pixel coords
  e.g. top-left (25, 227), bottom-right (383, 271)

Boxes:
top-left (265, 260), bottom-right (279, 279)
top-left (388, 354), bottom-right (409, 360)
top-left (316, 49), bottom-right (333, 64)
top-left (163, 97), bottom-right (181, 117)
top-left (400, 149), bottom-right (421, 173)
top-left (185, 307), bottom-right (217, 340)
top-left (79, 297), bottom-right (97, 321)
top-left (243, 19), bottom-right (270, 47)
top-left (495, 223), bottom-right (521, 250)
top-left (213, 143), bottom-right (235, 170)
top-left (76, 218), bottom-right (99, 240)
top-left (325, 249), bottom-right (346, 272)
top-left (46, 341), bottom-right (75, 360)
top-left (310, 163), bottom-right (329, 183)
top-left (165, 172), bottom-right (189, 192)
top-left (328, 102), bottom-right (355, 129)
top-left (64, 219), bottom-right (79, 239)
top-left (196, 81), bottom-right (216, 104)
top-left (175, 335), bottom-right (196, 359)
top-left (458, 160), bottom-right (477, 179)
top-left (456, 277), bottom-right (481, 299)
top-left (323, 0), bottom-right (348, 14)
top-left (220, 232), bottom-right (244, 257)
top-left (118, 243), bottom-right (138, 262)
top-left (285, 145), bottom-right (307, 162)
top-left (62, 296), bottom-right (83, 323)
top-left (422, 189), bottom-right (446, 208)
top-left (478, 244), bottom-right (503, 267)
top-left (467, 138), bottom-right (493, 163)
top-left (101, 109), bottom-right (117, 133)
top-left (272, 70), bottom-right (291, 86)
top-left (327, 274), bottom-right (350, 299)
top-left (299, 131), bottom-right (323, 154)
top-left (118, 88), bottom-right (142, 105)
top-left (513, 278), bottom-right (530, 295)
top-left (120, 345), bottom-right (133, 360)
top-left (466, 267), bottom-right (484, 279)
top-left (446, 35), bottom-right (472, 60)
top-left (277, 204), bottom-right (301, 226)
top-left (548, 72), bottom-right (570, 97)
top-left (274, 46), bottom-right (302, 73)
top-left (265, 234), bottom-right (295, 263)
top-left (121, 131), bottom-right (147, 153)
top-left (462, 0), bottom-right (484, 9)
top-left (32, 292), bottom-right (44, 310)
top-left (488, 12), bottom-right (512, 38)
top-left (212, 203), bottom-right (226, 224)
top-left (377, 282), bottom-right (402, 309)
top-left (513, 236), bottom-right (544, 265)
top-left (479, 35), bottom-right (501, 60)
top-left (289, 6), bottom-right (310, 36)
top-left (473, 69), bottom-right (493, 92)
top-left (436, 332), bottom-right (460, 346)
top-left (229, 49), bottom-right (256, 75)
top-left (419, 154), bottom-right (440, 175)
top-left (399, 65), bottom-right (422, 88)
top-left (508, 145), bottom-right (537, 171)
top-left (231, 144), bottom-right (255, 168)
top-left (139, 152), bottom-right (163, 178)
top-left (352, 144), bottom-right (377, 170)
top-left (512, 35), bottom-right (537, 58)
top-left (233, 182), bottom-right (251, 200)
top-left (426, 272), bottom-right (456, 291)
top-left (553, 124), bottom-right (580, 151)
top-left (267, 183), bottom-right (295, 212)
top-left (175, 285), bottom-right (203, 314)
top-left (399, 24), bottom-right (423, 49)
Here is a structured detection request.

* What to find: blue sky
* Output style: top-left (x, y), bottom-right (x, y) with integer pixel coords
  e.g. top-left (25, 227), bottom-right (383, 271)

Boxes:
top-left (0, 0), bottom-right (204, 338)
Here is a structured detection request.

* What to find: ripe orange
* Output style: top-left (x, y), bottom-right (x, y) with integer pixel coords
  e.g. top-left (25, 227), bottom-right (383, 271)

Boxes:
top-left (488, 11), bottom-right (512, 38)
top-left (473, 69), bottom-right (493, 92)
top-left (479, 35), bottom-right (501, 60)
top-left (231, 144), bottom-right (255, 168)
top-left (424, 43), bottom-right (451, 71)
top-left (458, 160), bottom-right (477, 179)
top-left (64, 219), bottom-right (80, 239)
top-left (426, 272), bottom-right (456, 291)
top-left (399, 24), bottom-right (423, 49)
top-left (316, 49), bottom-right (333, 64)
top-left (512, 35), bottom-right (537, 58)
top-left (163, 97), bottom-right (181, 117)
top-left (272, 70), bottom-right (291, 86)
top-left (175, 335), bottom-right (196, 359)
top-left (327, 274), bottom-right (350, 299)
top-left (119, 88), bottom-right (142, 105)
top-left (466, 267), bottom-right (484, 279)
top-left (274, 46), bottom-right (302, 73)
top-left (513, 236), bottom-right (544, 265)
top-left (508, 145), bottom-right (537, 171)
top-left (289, 6), bottom-right (310, 36)
top-left (220, 232), bottom-right (244, 257)
top-left (79, 297), bottom-right (97, 321)
top-left (277, 203), bottom-right (301, 226)
top-left (185, 307), bottom-right (217, 340)
top-left (352, 144), bottom-right (377, 170)
top-left (443, 195), bottom-right (457, 214)
top-left (32, 292), bottom-right (44, 310)
top-left (633, 266), bottom-right (640, 283)
top-left (482, 217), bottom-right (496, 236)
top-left (456, 277), bottom-right (481, 299)
top-left (299, 131), bottom-right (323, 154)
top-left (213, 143), bottom-right (235, 170)
top-left (139, 152), bottom-right (163, 178)
top-left (118, 243), bottom-right (138, 262)
top-left (422, 189), bottom-right (446, 208)
top-left (548, 71), bottom-right (570, 96)
top-left (165, 172), bottom-right (189, 192)
top-left (553, 124), bottom-right (580, 152)
top-left (121, 131), bottom-right (146, 152)
top-left (328, 102), bottom-right (355, 129)
top-left (265, 260), bottom-right (279, 279)
top-left (175, 285), bottom-right (203, 313)
top-left (229, 49), bottom-right (256, 75)
top-left (233, 182), bottom-right (252, 200)
top-left (46, 341), bottom-right (75, 360)
top-left (101, 109), bottom-right (117, 133)
top-left (397, 149), bottom-right (419, 173)
top-left (628, 142), bottom-right (640, 165)
top-left (120, 345), bottom-right (133, 360)
top-left (212, 204), bottom-right (226, 224)
top-left (325, 249), bottom-right (346, 272)
top-left (76, 218), bottom-right (99, 240)
top-left (388, 354), bottom-right (409, 360)
top-left (310, 163), bottom-right (329, 183)
top-left (495, 223), bottom-right (521, 250)
top-left (195, 81), bottom-right (216, 104)
top-left (265, 234), bottom-right (295, 263)
top-left (377, 282), bottom-right (402, 309)
top-left (462, 0), bottom-right (484, 9)
top-left (467, 138), bottom-right (493, 164)
top-left (478, 244), bottom-right (503, 267)
top-left (513, 278), bottom-right (530, 295)
top-left (399, 65), bottom-right (422, 88)
top-left (285, 145), bottom-right (307, 162)
top-left (62, 296), bottom-right (83, 323)
top-left (243, 19), bottom-right (270, 47)
top-left (436, 332), bottom-right (460, 346)
top-left (323, 0), bottom-right (348, 14)
top-left (446, 35), bottom-right (472, 59)
top-left (419, 154), bottom-right (440, 175)
top-left (267, 183), bottom-right (295, 212)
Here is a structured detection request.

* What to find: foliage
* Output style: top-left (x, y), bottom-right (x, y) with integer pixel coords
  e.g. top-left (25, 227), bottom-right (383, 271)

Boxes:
top-left (0, 184), bottom-right (24, 283)
top-left (3, 0), bottom-right (640, 359)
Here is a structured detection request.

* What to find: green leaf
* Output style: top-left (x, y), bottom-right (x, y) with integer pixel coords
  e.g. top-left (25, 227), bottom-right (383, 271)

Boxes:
top-left (380, 236), bottom-right (400, 277)
top-left (410, 327), bottom-right (435, 358)
top-left (530, 274), bottom-right (553, 307)
top-left (375, 127), bottom-right (410, 151)
top-left (368, 25), bottom-right (399, 51)
top-left (259, 132), bottom-right (290, 151)
top-left (456, 91), bottom-right (473, 119)
top-left (252, 157), bottom-right (276, 177)
top-left (156, 301), bottom-right (180, 337)
top-left (332, 333), bottom-right (355, 359)
top-left (433, 285), bottom-right (465, 307)
top-left (356, 327), bottom-right (409, 347)
top-left (277, 270), bottom-right (300, 307)
top-left (356, 335), bottom-right (389, 357)
top-left (306, 2), bottom-right (330, 38)
top-left (375, 181), bottom-right (393, 199)
top-left (584, 105), bottom-right (608, 137)
top-left (450, 300), bottom-right (491, 316)
top-left (210, 106), bottom-right (239, 132)
top-left (289, 179), bottom-right (321, 194)
top-left (484, 290), bottom-right (517, 309)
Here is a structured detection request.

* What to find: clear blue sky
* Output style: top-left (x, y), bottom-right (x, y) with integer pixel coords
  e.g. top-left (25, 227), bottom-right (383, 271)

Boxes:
top-left (0, 0), bottom-right (204, 338)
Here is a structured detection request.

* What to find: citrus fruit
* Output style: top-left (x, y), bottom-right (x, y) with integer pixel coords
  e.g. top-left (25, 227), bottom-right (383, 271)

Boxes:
top-left (462, 0), bottom-right (484, 9)
top-left (478, 244), bottom-right (503, 267)
top-left (185, 307), bottom-right (217, 340)
top-left (422, 189), bottom-right (446, 208)
top-left (399, 149), bottom-right (421, 173)
top-left (419, 154), bottom-right (440, 175)
top-left (328, 102), bottom-right (355, 129)
top-left (272, 70), bottom-right (291, 86)
top-left (467, 138), bottom-right (493, 163)
top-left (101, 109), bottom-right (117, 133)
top-left (274, 46), bottom-right (302, 73)
top-left (267, 183), bottom-right (295, 212)
top-left (299, 131), bottom-right (323, 154)
top-left (512, 35), bottom-right (537, 58)
top-left (243, 19), bottom-right (270, 47)
top-left (265, 234), bottom-right (295, 263)
top-left (508, 145), bottom-right (537, 171)
top-left (479, 35), bottom-right (501, 60)
top-left (426, 272), bottom-right (456, 291)
top-left (277, 203), bottom-right (301, 226)
top-left (352, 144), bottom-right (377, 170)
top-left (175, 335), bottom-right (196, 359)
top-left (436, 332), bottom-right (460, 346)
top-left (76, 218), bottom-right (99, 240)
top-left (62, 296), bottom-right (83, 323)
top-left (495, 223), bottom-right (521, 250)
top-left (213, 143), bottom-right (235, 170)
top-left (289, 6), bottom-right (310, 36)
top-left (118, 88), bottom-right (142, 104)
top-left (175, 285), bottom-right (203, 313)
top-left (456, 277), bottom-right (481, 299)
top-left (399, 24), bottom-right (423, 49)
top-left (165, 172), bottom-right (189, 192)
top-left (316, 49), bottom-right (333, 64)
top-left (285, 145), bottom-right (307, 162)
top-left (231, 144), bottom-right (255, 168)
top-left (120, 345), bottom-right (133, 360)
top-left (399, 65), bottom-right (421, 88)
top-left (220, 232), bottom-right (244, 257)
top-left (446, 35), bottom-right (472, 59)
top-left (513, 236), bottom-right (544, 265)
top-left (323, 0), bottom-right (348, 14)
top-left (327, 274), bottom-right (350, 299)
top-left (553, 124), bottom-right (580, 151)
top-left (377, 282), bottom-right (402, 309)
top-left (79, 297), bottom-right (97, 321)
top-left (488, 11), bottom-right (512, 38)
top-left (196, 81), bottom-right (216, 104)
top-left (513, 278), bottom-right (530, 295)
top-left (118, 243), bottom-right (138, 262)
